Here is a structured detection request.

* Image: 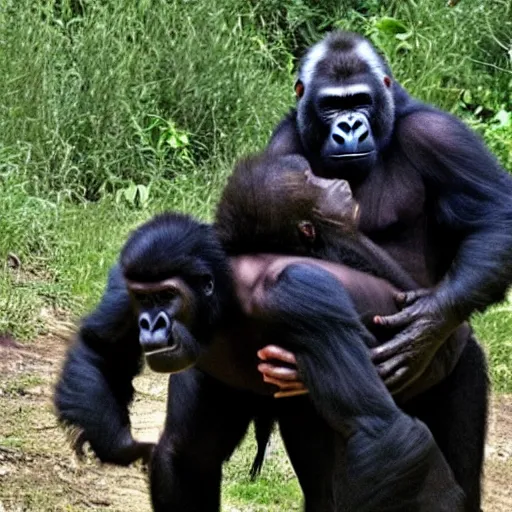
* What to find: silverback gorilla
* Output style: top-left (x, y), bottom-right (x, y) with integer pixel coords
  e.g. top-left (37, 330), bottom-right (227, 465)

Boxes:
top-left (251, 30), bottom-right (512, 510)
top-left (54, 31), bottom-right (512, 511)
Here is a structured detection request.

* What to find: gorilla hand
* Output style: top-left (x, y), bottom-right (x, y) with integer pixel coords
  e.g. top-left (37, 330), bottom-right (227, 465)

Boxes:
top-left (371, 289), bottom-right (460, 395)
top-left (73, 427), bottom-right (155, 467)
top-left (257, 345), bottom-right (308, 398)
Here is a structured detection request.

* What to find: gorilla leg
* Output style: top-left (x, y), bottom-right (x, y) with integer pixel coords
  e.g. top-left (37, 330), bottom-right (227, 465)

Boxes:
top-left (277, 397), bottom-right (337, 511)
top-left (403, 336), bottom-right (488, 512)
top-left (150, 368), bottom-right (256, 512)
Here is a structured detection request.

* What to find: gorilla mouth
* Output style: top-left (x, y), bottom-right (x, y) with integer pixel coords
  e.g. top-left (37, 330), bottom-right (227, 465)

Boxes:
top-left (329, 151), bottom-right (373, 160)
top-left (144, 344), bottom-right (179, 356)
top-left (144, 326), bottom-right (201, 374)
top-left (145, 346), bottom-right (198, 374)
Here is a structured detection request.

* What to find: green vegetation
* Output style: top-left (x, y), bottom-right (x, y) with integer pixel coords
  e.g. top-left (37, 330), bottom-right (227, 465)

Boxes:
top-left (0, 4), bottom-right (510, 362)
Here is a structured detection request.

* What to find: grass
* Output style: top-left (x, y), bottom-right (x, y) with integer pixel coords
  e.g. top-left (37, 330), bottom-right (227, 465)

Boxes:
top-left (223, 430), bottom-right (302, 511)
top-left (473, 300), bottom-right (512, 393)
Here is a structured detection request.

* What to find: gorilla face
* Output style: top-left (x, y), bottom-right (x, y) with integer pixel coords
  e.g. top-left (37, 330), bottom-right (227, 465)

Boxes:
top-left (295, 32), bottom-right (395, 181)
top-left (120, 213), bottom-right (231, 374)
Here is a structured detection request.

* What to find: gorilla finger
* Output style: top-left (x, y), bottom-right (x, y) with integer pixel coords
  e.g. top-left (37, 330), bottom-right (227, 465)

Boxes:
top-left (258, 363), bottom-right (300, 381)
top-left (401, 289), bottom-right (431, 306)
top-left (386, 367), bottom-right (410, 393)
top-left (371, 333), bottom-right (412, 362)
top-left (275, 388), bottom-right (309, 399)
top-left (373, 309), bottom-right (414, 328)
top-left (257, 345), bottom-right (297, 365)
top-left (392, 291), bottom-right (407, 306)
top-left (263, 375), bottom-right (306, 390)
top-left (376, 352), bottom-right (410, 379)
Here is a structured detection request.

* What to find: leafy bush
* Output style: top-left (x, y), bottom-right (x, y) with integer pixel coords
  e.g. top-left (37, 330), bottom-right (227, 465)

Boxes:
top-left (0, 0), bottom-right (292, 196)
top-left (1, 0), bottom-right (509, 201)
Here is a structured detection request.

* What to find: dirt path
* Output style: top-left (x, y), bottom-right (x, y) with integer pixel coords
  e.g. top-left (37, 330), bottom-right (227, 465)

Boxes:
top-left (0, 335), bottom-right (510, 511)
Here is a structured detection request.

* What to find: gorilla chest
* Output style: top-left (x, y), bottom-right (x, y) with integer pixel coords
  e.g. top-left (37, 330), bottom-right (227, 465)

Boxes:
top-left (353, 161), bottom-right (431, 285)
top-left (197, 318), bottom-right (277, 395)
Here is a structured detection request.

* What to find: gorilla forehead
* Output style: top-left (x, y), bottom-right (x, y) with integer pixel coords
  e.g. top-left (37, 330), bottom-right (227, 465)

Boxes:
top-left (315, 52), bottom-right (370, 83)
top-left (121, 213), bottom-right (227, 282)
top-left (300, 31), bottom-right (391, 87)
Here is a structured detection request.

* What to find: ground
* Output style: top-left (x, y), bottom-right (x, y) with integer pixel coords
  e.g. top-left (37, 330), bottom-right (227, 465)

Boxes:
top-left (0, 331), bottom-right (510, 511)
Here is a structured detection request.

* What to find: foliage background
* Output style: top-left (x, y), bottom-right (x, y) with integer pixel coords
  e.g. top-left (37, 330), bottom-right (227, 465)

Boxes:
top-left (0, 0), bottom-right (511, 389)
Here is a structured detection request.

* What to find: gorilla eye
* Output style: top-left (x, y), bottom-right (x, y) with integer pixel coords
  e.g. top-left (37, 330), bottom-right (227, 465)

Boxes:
top-left (202, 276), bottom-right (215, 297)
top-left (133, 292), bottom-right (154, 307)
top-left (295, 80), bottom-right (305, 99)
top-left (320, 93), bottom-right (373, 113)
top-left (351, 93), bottom-right (373, 108)
top-left (157, 289), bottom-right (178, 303)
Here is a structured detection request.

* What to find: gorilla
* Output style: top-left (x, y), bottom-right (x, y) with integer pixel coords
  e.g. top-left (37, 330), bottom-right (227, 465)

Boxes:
top-left (252, 30), bottom-right (512, 511)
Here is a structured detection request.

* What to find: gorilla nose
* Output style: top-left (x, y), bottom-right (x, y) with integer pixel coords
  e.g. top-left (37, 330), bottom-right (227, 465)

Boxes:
top-left (138, 311), bottom-right (172, 352)
top-left (327, 113), bottom-right (375, 157)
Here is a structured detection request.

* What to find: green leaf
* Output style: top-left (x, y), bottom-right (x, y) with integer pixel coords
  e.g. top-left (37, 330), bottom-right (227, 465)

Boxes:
top-left (494, 109), bottom-right (511, 127)
top-left (168, 135), bottom-right (179, 148)
top-left (178, 133), bottom-right (189, 146)
top-left (462, 89), bottom-right (473, 104)
top-left (396, 41), bottom-right (413, 52)
top-left (395, 31), bottom-right (412, 41)
top-left (115, 189), bottom-right (124, 204)
top-left (123, 184), bottom-right (137, 204)
top-left (136, 184), bottom-right (150, 207)
top-left (374, 17), bottom-right (408, 35)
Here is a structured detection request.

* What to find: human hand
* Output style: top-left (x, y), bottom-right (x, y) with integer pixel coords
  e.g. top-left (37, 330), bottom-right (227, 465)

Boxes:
top-left (257, 345), bottom-right (308, 398)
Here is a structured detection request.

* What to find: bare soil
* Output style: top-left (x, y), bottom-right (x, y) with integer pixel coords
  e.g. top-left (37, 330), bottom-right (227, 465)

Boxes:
top-left (0, 334), bottom-right (510, 511)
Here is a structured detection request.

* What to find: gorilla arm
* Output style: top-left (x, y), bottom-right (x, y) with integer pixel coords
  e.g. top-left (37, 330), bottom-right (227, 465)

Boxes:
top-left (264, 112), bottom-right (303, 157)
top-left (372, 111), bottom-right (512, 393)
top-left (255, 263), bottom-right (465, 511)
top-left (54, 265), bottom-right (153, 465)
top-left (231, 254), bottom-right (400, 397)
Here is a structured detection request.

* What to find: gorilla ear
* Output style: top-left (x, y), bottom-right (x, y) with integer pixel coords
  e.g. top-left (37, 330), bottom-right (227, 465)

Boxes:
top-left (201, 275), bottom-right (215, 297)
top-left (383, 76), bottom-right (392, 88)
top-left (298, 221), bottom-right (316, 242)
top-left (295, 80), bottom-right (305, 99)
